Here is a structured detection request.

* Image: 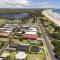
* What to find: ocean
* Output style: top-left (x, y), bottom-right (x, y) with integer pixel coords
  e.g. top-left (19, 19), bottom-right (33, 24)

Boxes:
top-left (52, 9), bottom-right (60, 15)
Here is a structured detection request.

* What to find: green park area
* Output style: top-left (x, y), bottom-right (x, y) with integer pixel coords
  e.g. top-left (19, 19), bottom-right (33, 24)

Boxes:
top-left (51, 40), bottom-right (60, 57)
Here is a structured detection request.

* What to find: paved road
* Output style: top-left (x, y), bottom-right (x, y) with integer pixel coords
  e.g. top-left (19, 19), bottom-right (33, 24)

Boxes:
top-left (37, 17), bottom-right (57, 60)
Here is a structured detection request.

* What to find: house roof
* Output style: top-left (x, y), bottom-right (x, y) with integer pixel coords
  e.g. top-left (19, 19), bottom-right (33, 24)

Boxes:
top-left (9, 44), bottom-right (30, 51)
top-left (29, 29), bottom-right (38, 32)
top-left (22, 25), bottom-right (29, 28)
top-left (30, 46), bottom-right (40, 52)
top-left (22, 34), bottom-right (38, 40)
top-left (4, 31), bottom-right (12, 33)
top-left (0, 32), bottom-right (10, 37)
top-left (25, 32), bottom-right (37, 34)
top-left (17, 44), bottom-right (30, 51)
top-left (17, 32), bottom-right (22, 34)
top-left (16, 51), bottom-right (27, 59)
top-left (29, 27), bottom-right (37, 30)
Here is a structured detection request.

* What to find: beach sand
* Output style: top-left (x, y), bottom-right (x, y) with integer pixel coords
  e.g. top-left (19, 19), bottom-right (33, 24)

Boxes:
top-left (42, 10), bottom-right (60, 27)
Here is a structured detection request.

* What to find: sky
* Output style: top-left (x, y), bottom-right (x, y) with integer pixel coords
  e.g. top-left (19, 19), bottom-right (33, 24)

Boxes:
top-left (0, 0), bottom-right (60, 8)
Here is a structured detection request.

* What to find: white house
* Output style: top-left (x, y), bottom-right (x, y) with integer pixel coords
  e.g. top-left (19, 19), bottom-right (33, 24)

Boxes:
top-left (25, 32), bottom-right (37, 34)
top-left (16, 51), bottom-right (27, 60)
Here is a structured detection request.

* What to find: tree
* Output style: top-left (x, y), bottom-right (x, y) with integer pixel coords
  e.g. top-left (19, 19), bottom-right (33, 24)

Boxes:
top-left (50, 33), bottom-right (60, 40)
top-left (22, 31), bottom-right (25, 34)
top-left (1, 42), bottom-right (5, 47)
top-left (3, 56), bottom-right (11, 60)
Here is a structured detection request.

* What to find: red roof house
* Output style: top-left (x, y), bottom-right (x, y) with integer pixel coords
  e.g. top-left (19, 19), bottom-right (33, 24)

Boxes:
top-left (22, 34), bottom-right (38, 40)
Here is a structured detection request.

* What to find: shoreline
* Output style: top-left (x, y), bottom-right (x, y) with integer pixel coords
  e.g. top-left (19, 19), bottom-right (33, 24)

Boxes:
top-left (49, 10), bottom-right (60, 18)
top-left (42, 10), bottom-right (60, 27)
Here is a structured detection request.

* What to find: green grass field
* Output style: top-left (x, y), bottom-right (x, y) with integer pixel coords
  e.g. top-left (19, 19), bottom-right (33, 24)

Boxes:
top-left (0, 38), bottom-right (8, 42)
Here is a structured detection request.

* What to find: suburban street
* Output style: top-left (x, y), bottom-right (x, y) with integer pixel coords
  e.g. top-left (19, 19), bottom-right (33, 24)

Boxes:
top-left (37, 17), bottom-right (57, 60)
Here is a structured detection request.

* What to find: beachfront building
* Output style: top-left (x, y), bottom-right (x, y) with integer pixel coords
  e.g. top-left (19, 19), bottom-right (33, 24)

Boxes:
top-left (15, 51), bottom-right (27, 60)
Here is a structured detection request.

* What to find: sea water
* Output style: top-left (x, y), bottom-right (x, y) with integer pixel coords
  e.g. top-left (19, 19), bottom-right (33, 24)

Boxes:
top-left (52, 9), bottom-right (60, 15)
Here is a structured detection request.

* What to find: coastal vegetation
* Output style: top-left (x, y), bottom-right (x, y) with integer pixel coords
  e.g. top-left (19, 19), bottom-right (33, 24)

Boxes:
top-left (40, 15), bottom-right (60, 59)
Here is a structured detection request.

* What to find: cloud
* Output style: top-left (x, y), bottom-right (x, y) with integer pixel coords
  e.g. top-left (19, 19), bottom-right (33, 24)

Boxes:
top-left (0, 0), bottom-right (30, 8)
top-left (33, 1), bottom-right (60, 8)
top-left (0, 0), bottom-right (60, 8)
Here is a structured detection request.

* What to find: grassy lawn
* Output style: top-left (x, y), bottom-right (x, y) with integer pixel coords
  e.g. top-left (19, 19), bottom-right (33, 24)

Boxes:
top-left (13, 39), bottom-right (31, 44)
top-left (4, 50), bottom-right (16, 60)
top-left (46, 26), bottom-right (55, 33)
top-left (13, 39), bottom-right (43, 46)
top-left (13, 39), bottom-right (21, 44)
top-left (27, 53), bottom-right (46, 60)
top-left (9, 51), bottom-right (16, 60)
top-left (0, 38), bottom-right (8, 47)
top-left (0, 38), bottom-right (8, 42)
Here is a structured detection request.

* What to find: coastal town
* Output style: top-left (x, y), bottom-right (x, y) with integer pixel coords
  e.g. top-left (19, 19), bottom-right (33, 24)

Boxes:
top-left (0, 17), bottom-right (46, 60)
top-left (0, 9), bottom-right (59, 60)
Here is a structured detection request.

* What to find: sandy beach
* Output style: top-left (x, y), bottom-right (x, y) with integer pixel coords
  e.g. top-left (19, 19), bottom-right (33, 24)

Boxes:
top-left (42, 10), bottom-right (60, 27)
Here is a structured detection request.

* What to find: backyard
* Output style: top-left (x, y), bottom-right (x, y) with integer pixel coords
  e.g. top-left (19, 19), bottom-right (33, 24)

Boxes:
top-left (0, 38), bottom-right (8, 48)
top-left (0, 38), bottom-right (8, 42)
top-left (27, 53), bottom-right (46, 60)
top-left (3, 49), bottom-right (45, 60)
top-left (3, 50), bottom-right (16, 60)
top-left (13, 38), bottom-right (43, 46)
